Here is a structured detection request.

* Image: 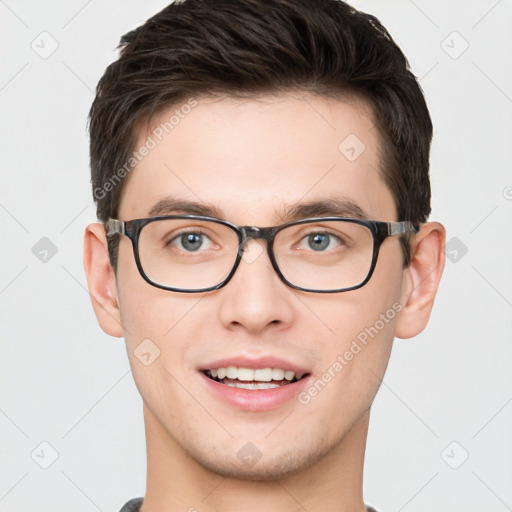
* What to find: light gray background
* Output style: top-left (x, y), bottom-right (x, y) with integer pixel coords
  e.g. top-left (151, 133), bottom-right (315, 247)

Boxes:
top-left (1, 1), bottom-right (511, 511)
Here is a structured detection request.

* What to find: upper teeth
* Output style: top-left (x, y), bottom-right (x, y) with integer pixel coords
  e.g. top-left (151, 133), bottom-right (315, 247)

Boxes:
top-left (207, 367), bottom-right (303, 381)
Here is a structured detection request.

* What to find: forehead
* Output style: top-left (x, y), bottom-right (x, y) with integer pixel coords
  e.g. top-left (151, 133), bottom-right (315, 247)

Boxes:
top-left (119, 94), bottom-right (396, 223)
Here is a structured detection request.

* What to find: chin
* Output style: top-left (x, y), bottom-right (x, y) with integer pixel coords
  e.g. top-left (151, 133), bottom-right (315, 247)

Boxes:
top-left (188, 438), bottom-right (331, 481)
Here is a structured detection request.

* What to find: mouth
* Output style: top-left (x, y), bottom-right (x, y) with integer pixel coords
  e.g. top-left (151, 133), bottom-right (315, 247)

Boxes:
top-left (198, 357), bottom-right (312, 411)
top-left (202, 366), bottom-right (309, 390)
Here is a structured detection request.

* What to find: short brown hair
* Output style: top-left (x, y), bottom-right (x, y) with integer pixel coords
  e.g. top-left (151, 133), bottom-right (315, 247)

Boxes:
top-left (89, 0), bottom-right (433, 270)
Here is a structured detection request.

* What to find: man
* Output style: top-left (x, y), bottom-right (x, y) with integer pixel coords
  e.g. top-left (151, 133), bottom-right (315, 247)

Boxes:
top-left (83, 0), bottom-right (445, 510)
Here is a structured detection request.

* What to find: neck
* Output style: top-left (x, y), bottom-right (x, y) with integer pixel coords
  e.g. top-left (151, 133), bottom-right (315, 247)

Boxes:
top-left (141, 404), bottom-right (369, 512)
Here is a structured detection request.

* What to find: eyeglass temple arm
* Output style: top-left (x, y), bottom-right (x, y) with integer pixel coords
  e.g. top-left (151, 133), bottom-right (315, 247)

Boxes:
top-left (386, 221), bottom-right (419, 236)
top-left (105, 218), bottom-right (125, 237)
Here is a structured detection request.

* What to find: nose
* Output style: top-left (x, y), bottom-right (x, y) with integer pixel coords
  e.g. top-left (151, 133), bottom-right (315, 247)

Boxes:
top-left (216, 238), bottom-right (296, 334)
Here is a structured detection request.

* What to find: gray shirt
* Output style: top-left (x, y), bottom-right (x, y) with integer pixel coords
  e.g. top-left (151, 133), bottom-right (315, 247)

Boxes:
top-left (119, 497), bottom-right (380, 511)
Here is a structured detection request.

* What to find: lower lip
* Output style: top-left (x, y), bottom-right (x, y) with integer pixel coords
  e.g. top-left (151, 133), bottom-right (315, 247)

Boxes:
top-left (199, 372), bottom-right (312, 412)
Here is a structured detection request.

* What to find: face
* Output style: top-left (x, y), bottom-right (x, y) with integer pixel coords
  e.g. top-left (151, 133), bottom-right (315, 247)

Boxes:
top-left (113, 94), bottom-right (406, 479)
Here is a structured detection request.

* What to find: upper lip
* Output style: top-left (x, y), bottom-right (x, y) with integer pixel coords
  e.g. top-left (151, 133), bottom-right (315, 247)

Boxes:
top-left (198, 356), bottom-right (310, 375)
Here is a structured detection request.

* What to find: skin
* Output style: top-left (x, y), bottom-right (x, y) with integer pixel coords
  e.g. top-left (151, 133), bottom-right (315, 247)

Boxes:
top-left (84, 93), bottom-right (445, 512)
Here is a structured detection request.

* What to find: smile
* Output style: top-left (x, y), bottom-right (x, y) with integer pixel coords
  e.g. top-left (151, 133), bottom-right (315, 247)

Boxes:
top-left (203, 366), bottom-right (307, 389)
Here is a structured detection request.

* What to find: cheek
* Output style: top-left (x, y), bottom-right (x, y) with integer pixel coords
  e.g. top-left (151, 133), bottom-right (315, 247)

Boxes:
top-left (299, 254), bottom-right (403, 352)
top-left (118, 282), bottom-right (205, 351)
top-left (305, 287), bottom-right (399, 379)
top-left (297, 301), bottom-right (399, 438)
top-left (115, 261), bottom-right (206, 405)
top-left (115, 238), bottom-right (201, 342)
top-left (297, 247), bottom-right (404, 415)
top-left (117, 284), bottom-right (206, 425)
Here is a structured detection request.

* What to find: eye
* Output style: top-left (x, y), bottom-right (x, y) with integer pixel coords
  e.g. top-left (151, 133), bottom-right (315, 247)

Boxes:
top-left (170, 231), bottom-right (213, 252)
top-left (298, 232), bottom-right (342, 252)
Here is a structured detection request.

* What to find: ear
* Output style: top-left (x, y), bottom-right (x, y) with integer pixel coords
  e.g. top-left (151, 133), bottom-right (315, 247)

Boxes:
top-left (83, 223), bottom-right (124, 338)
top-left (395, 222), bottom-right (446, 339)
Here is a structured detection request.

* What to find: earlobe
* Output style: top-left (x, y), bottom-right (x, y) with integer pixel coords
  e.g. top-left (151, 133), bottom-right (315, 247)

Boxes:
top-left (395, 222), bottom-right (446, 339)
top-left (83, 223), bottom-right (124, 338)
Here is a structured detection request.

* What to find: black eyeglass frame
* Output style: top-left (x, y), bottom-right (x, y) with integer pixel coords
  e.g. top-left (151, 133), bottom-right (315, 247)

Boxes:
top-left (106, 215), bottom-right (419, 294)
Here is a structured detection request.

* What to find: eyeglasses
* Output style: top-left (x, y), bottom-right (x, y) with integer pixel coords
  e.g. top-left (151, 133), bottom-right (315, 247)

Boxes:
top-left (106, 215), bottom-right (419, 293)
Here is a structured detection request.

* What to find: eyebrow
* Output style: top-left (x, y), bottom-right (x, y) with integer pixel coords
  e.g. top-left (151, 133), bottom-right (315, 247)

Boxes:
top-left (281, 197), bottom-right (368, 221)
top-left (148, 197), bottom-right (224, 218)
top-left (147, 195), bottom-right (369, 223)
